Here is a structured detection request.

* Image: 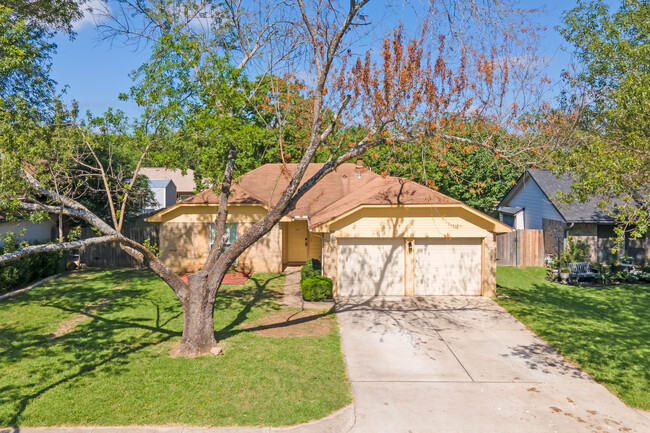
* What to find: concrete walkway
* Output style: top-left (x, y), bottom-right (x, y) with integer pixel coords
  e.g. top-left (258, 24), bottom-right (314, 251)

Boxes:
top-left (336, 296), bottom-right (650, 432)
top-left (281, 266), bottom-right (332, 310)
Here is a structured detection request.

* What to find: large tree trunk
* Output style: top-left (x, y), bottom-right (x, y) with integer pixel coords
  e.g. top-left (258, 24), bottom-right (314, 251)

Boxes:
top-left (172, 271), bottom-right (221, 357)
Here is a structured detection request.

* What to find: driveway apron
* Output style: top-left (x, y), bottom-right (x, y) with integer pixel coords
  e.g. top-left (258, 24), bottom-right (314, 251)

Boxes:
top-left (335, 296), bottom-right (650, 433)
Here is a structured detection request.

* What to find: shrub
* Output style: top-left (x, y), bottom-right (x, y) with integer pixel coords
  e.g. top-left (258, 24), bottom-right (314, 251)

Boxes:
top-left (300, 258), bottom-right (322, 280)
top-left (561, 236), bottom-right (590, 265)
top-left (300, 276), bottom-right (332, 301)
top-left (0, 232), bottom-right (64, 294)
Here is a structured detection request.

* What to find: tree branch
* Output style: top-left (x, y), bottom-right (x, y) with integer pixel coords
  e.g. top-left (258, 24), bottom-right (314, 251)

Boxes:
top-left (203, 146), bottom-right (237, 272)
top-left (0, 236), bottom-right (119, 266)
top-left (17, 172), bottom-right (189, 301)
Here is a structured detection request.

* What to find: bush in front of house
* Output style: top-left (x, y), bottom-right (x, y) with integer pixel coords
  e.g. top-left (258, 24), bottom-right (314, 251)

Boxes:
top-left (0, 232), bottom-right (65, 294)
top-left (300, 276), bottom-right (333, 301)
top-left (300, 258), bottom-right (322, 280)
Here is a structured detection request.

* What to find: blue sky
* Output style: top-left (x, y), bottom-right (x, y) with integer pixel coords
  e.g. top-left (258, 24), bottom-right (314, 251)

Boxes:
top-left (50, 1), bottom-right (589, 119)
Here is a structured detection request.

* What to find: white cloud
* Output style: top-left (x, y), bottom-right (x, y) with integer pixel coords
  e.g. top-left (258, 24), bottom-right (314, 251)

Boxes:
top-left (73, 0), bottom-right (111, 32)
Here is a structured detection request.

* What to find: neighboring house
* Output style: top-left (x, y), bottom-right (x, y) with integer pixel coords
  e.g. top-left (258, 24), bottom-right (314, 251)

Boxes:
top-left (148, 161), bottom-right (511, 297)
top-left (144, 179), bottom-right (177, 212)
top-left (498, 169), bottom-right (650, 264)
top-left (0, 213), bottom-right (55, 247)
top-left (140, 167), bottom-right (196, 202)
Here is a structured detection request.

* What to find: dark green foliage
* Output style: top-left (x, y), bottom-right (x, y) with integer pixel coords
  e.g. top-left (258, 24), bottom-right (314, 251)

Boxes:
top-left (365, 134), bottom-right (520, 215)
top-left (561, 236), bottom-right (590, 265)
top-left (300, 276), bottom-right (332, 301)
top-left (300, 258), bottom-right (322, 280)
top-left (3, 0), bottom-right (83, 33)
top-left (0, 232), bottom-right (64, 294)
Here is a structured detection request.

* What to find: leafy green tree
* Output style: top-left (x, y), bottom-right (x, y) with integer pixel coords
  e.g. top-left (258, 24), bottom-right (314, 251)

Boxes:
top-left (557, 0), bottom-right (650, 239)
top-left (2, 0), bottom-right (84, 33)
top-left (365, 121), bottom-right (521, 214)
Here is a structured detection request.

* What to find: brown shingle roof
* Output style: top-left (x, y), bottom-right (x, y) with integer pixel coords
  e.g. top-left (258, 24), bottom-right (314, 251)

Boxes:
top-left (309, 175), bottom-right (460, 227)
top-left (180, 163), bottom-right (461, 226)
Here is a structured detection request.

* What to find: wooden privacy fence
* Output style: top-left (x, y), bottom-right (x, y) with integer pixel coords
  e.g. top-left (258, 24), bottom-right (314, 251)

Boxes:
top-left (497, 229), bottom-right (544, 267)
top-left (76, 221), bottom-right (159, 268)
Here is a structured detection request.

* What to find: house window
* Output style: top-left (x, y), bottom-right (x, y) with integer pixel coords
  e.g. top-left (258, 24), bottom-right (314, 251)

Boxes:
top-left (178, 194), bottom-right (192, 202)
top-left (209, 223), bottom-right (238, 262)
top-left (597, 224), bottom-right (616, 239)
top-left (502, 214), bottom-right (515, 227)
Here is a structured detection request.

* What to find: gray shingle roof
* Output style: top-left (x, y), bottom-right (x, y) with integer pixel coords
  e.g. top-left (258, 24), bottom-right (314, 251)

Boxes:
top-left (497, 206), bottom-right (523, 215)
top-left (527, 169), bottom-right (616, 223)
top-left (149, 179), bottom-right (174, 189)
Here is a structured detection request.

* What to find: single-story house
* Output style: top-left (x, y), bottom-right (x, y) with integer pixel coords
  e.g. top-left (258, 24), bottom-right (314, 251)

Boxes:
top-left (148, 161), bottom-right (511, 297)
top-left (498, 169), bottom-right (650, 264)
top-left (140, 167), bottom-right (197, 202)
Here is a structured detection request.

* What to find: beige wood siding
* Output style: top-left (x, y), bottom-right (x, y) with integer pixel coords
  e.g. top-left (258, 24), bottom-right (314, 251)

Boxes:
top-left (156, 205), bottom-right (268, 224)
top-left (328, 207), bottom-right (489, 239)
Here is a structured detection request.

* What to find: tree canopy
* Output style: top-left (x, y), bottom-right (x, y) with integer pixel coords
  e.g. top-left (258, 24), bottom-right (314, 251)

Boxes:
top-left (557, 0), bottom-right (650, 239)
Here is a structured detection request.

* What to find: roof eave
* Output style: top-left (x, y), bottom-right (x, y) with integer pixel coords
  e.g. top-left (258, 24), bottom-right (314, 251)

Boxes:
top-left (311, 203), bottom-right (512, 234)
top-left (146, 202), bottom-right (269, 222)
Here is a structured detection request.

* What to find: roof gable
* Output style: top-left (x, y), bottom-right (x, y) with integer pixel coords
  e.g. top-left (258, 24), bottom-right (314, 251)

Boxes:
top-left (310, 176), bottom-right (460, 227)
top-left (501, 169), bottom-right (616, 223)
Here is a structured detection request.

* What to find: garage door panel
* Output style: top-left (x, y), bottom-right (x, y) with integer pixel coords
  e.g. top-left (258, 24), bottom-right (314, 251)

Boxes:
top-left (338, 239), bottom-right (404, 296)
top-left (415, 239), bottom-right (481, 295)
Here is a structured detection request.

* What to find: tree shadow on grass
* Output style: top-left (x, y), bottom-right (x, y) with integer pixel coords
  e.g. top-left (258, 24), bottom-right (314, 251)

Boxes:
top-left (1, 271), bottom-right (321, 427)
top-left (497, 279), bottom-right (650, 404)
top-left (214, 273), bottom-right (341, 341)
top-left (0, 270), bottom-right (183, 427)
top-left (214, 274), bottom-right (285, 340)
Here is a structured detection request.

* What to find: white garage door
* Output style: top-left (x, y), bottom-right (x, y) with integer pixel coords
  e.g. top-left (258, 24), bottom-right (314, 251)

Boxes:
top-left (414, 239), bottom-right (482, 295)
top-left (337, 238), bottom-right (404, 296)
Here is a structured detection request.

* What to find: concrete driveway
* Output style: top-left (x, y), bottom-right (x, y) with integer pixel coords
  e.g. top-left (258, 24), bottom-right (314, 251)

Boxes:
top-left (335, 296), bottom-right (650, 433)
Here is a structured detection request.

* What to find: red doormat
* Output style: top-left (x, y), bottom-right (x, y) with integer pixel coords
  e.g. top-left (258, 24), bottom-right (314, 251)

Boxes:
top-left (177, 272), bottom-right (250, 285)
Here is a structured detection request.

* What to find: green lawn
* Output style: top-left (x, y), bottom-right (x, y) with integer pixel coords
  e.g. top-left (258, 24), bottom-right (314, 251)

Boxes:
top-left (0, 269), bottom-right (352, 427)
top-left (496, 266), bottom-right (650, 410)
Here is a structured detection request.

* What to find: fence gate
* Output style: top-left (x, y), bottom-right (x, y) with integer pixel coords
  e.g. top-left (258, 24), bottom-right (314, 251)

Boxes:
top-left (497, 229), bottom-right (544, 267)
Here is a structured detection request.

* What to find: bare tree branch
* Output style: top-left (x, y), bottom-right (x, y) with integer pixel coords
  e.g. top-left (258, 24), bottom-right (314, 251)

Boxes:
top-left (0, 236), bottom-right (118, 266)
top-left (203, 145), bottom-right (237, 272)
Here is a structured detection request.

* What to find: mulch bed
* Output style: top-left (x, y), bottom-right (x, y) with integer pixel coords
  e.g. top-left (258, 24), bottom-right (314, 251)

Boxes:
top-left (178, 271), bottom-right (250, 285)
top-left (241, 310), bottom-right (334, 338)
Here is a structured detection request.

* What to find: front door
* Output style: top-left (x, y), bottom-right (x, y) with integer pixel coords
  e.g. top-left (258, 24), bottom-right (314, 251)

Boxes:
top-left (286, 221), bottom-right (309, 263)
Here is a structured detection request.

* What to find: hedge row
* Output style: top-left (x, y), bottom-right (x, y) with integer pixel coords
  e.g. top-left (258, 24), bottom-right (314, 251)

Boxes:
top-left (301, 258), bottom-right (322, 280)
top-left (0, 232), bottom-right (65, 294)
top-left (300, 276), bottom-right (333, 301)
top-left (299, 259), bottom-right (333, 301)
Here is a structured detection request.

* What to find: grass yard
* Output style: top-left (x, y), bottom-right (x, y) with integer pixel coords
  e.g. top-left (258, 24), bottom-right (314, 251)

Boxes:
top-left (0, 269), bottom-right (352, 427)
top-left (496, 266), bottom-right (650, 410)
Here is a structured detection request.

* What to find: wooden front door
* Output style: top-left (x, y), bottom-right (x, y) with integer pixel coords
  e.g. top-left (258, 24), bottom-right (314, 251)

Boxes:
top-left (286, 221), bottom-right (309, 263)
